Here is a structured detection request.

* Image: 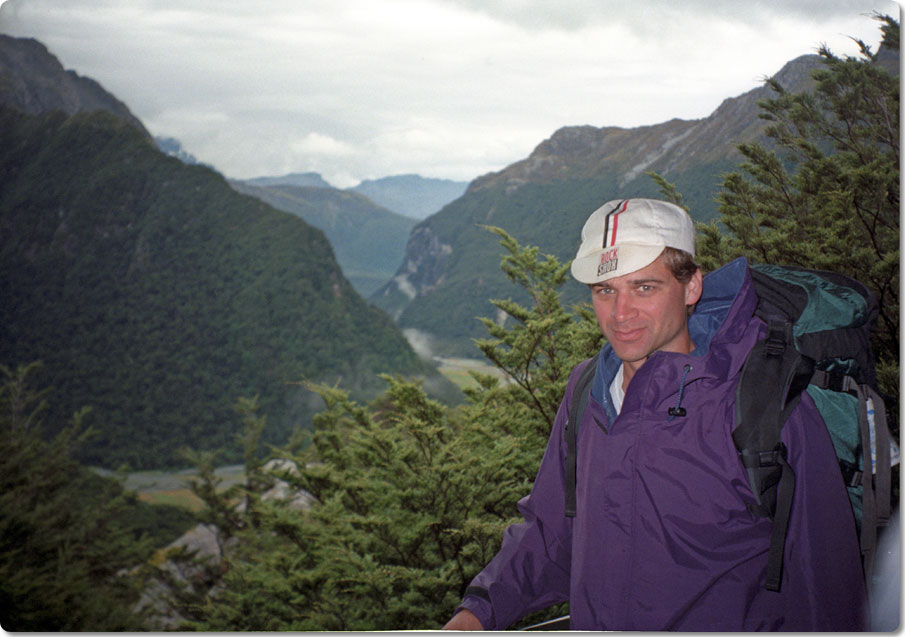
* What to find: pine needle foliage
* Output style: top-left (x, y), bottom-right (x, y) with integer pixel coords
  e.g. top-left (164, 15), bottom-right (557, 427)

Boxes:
top-left (0, 363), bottom-right (154, 631)
top-left (474, 225), bottom-right (603, 436)
top-left (177, 232), bottom-right (599, 630)
top-left (695, 14), bottom-right (899, 401)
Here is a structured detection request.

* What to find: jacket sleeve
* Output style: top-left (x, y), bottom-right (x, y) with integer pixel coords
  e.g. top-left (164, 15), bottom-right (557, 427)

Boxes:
top-left (779, 390), bottom-right (869, 630)
top-left (455, 365), bottom-right (586, 630)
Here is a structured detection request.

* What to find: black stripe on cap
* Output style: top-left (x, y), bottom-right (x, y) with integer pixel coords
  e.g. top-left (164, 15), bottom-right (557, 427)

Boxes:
top-left (602, 199), bottom-right (627, 248)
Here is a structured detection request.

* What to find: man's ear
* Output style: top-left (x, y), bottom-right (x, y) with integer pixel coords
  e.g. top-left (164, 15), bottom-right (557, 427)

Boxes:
top-left (685, 268), bottom-right (703, 306)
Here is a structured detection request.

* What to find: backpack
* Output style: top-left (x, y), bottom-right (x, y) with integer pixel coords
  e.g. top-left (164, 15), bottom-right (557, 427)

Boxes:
top-left (563, 263), bottom-right (898, 593)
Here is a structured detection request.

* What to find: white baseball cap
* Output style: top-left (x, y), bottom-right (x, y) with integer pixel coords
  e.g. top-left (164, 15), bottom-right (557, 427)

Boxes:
top-left (570, 198), bottom-right (696, 285)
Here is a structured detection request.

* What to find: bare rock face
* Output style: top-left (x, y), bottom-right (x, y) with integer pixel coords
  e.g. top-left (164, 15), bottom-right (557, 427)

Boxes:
top-left (371, 224), bottom-right (454, 318)
top-left (136, 460), bottom-right (316, 629)
top-left (134, 523), bottom-right (230, 630)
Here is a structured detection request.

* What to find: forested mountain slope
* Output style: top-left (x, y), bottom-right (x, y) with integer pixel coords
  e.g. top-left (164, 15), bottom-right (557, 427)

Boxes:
top-left (229, 180), bottom-right (417, 296)
top-left (0, 106), bottom-right (444, 469)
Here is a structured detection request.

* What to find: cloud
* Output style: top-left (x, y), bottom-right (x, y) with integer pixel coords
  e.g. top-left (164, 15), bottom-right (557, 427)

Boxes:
top-left (438, 0), bottom-right (892, 32)
top-left (0, 0), bottom-right (896, 186)
top-left (291, 132), bottom-right (356, 156)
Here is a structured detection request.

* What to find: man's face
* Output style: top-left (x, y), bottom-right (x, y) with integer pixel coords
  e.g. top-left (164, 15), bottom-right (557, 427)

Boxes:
top-left (590, 254), bottom-right (703, 379)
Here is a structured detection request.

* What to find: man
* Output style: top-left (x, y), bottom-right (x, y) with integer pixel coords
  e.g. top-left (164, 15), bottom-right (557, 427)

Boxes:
top-left (443, 198), bottom-right (867, 631)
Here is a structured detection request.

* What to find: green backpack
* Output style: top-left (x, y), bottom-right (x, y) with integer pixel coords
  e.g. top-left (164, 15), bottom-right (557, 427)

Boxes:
top-left (733, 264), bottom-right (896, 592)
top-left (564, 264), bottom-right (897, 593)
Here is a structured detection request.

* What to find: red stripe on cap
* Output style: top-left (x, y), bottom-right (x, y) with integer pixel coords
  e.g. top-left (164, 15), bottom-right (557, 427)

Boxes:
top-left (608, 199), bottom-right (629, 246)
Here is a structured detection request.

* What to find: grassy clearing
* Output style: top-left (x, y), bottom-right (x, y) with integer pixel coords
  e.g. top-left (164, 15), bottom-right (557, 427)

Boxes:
top-left (91, 464), bottom-right (246, 513)
top-left (435, 357), bottom-right (507, 391)
top-left (137, 488), bottom-right (206, 513)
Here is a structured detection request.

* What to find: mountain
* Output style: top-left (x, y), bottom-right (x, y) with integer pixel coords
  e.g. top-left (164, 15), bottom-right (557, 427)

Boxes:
top-left (231, 173), bottom-right (468, 296)
top-left (229, 180), bottom-right (417, 296)
top-left (349, 174), bottom-right (469, 220)
top-left (0, 35), bottom-right (454, 469)
top-left (0, 34), bottom-right (149, 136)
top-left (0, 106), bottom-right (453, 470)
top-left (370, 55), bottom-right (827, 356)
top-left (244, 172), bottom-right (334, 189)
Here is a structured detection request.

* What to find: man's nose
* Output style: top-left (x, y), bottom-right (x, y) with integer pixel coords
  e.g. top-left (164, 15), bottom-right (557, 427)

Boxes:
top-left (611, 292), bottom-right (636, 321)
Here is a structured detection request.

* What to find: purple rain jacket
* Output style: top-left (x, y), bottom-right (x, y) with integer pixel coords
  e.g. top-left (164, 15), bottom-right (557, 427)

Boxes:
top-left (457, 258), bottom-right (867, 631)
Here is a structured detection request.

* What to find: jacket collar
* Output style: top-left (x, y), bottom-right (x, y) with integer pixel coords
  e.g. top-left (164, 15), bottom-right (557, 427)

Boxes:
top-left (590, 257), bottom-right (757, 419)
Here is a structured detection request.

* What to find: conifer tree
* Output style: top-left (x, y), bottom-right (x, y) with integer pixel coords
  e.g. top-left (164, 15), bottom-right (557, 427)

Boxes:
top-left (475, 226), bottom-right (604, 436)
top-left (176, 231), bottom-right (597, 631)
top-left (0, 363), bottom-right (152, 631)
top-left (696, 14), bottom-right (899, 399)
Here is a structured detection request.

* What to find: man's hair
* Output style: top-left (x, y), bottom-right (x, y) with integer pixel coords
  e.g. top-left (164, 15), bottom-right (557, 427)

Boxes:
top-left (661, 247), bottom-right (699, 284)
top-left (661, 247), bottom-right (700, 315)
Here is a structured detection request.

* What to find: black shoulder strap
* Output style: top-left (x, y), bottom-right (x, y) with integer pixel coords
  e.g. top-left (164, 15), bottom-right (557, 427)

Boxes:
top-left (733, 319), bottom-right (814, 592)
top-left (564, 353), bottom-right (598, 518)
top-left (851, 381), bottom-right (891, 593)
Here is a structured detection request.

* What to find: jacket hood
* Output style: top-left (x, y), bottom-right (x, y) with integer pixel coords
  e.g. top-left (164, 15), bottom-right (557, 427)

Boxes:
top-left (590, 257), bottom-right (759, 418)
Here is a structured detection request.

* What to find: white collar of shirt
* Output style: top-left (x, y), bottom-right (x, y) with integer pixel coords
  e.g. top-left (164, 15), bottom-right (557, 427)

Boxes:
top-left (609, 363), bottom-right (625, 415)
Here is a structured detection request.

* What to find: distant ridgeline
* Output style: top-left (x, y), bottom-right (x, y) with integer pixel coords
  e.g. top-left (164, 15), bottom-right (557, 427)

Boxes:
top-left (349, 175), bottom-right (468, 221)
top-left (0, 106), bottom-right (446, 469)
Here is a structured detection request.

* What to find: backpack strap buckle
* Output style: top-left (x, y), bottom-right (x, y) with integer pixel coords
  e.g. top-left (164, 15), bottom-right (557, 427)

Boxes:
top-left (838, 458), bottom-right (863, 488)
top-left (810, 369), bottom-right (858, 395)
top-left (763, 321), bottom-right (788, 357)
top-left (740, 446), bottom-right (787, 469)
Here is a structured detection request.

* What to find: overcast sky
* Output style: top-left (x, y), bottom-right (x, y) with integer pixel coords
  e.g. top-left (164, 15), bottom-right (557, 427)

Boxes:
top-left (0, 0), bottom-right (899, 187)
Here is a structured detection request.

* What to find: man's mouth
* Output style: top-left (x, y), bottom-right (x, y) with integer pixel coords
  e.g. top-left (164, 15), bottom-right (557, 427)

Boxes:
top-left (612, 327), bottom-right (645, 342)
